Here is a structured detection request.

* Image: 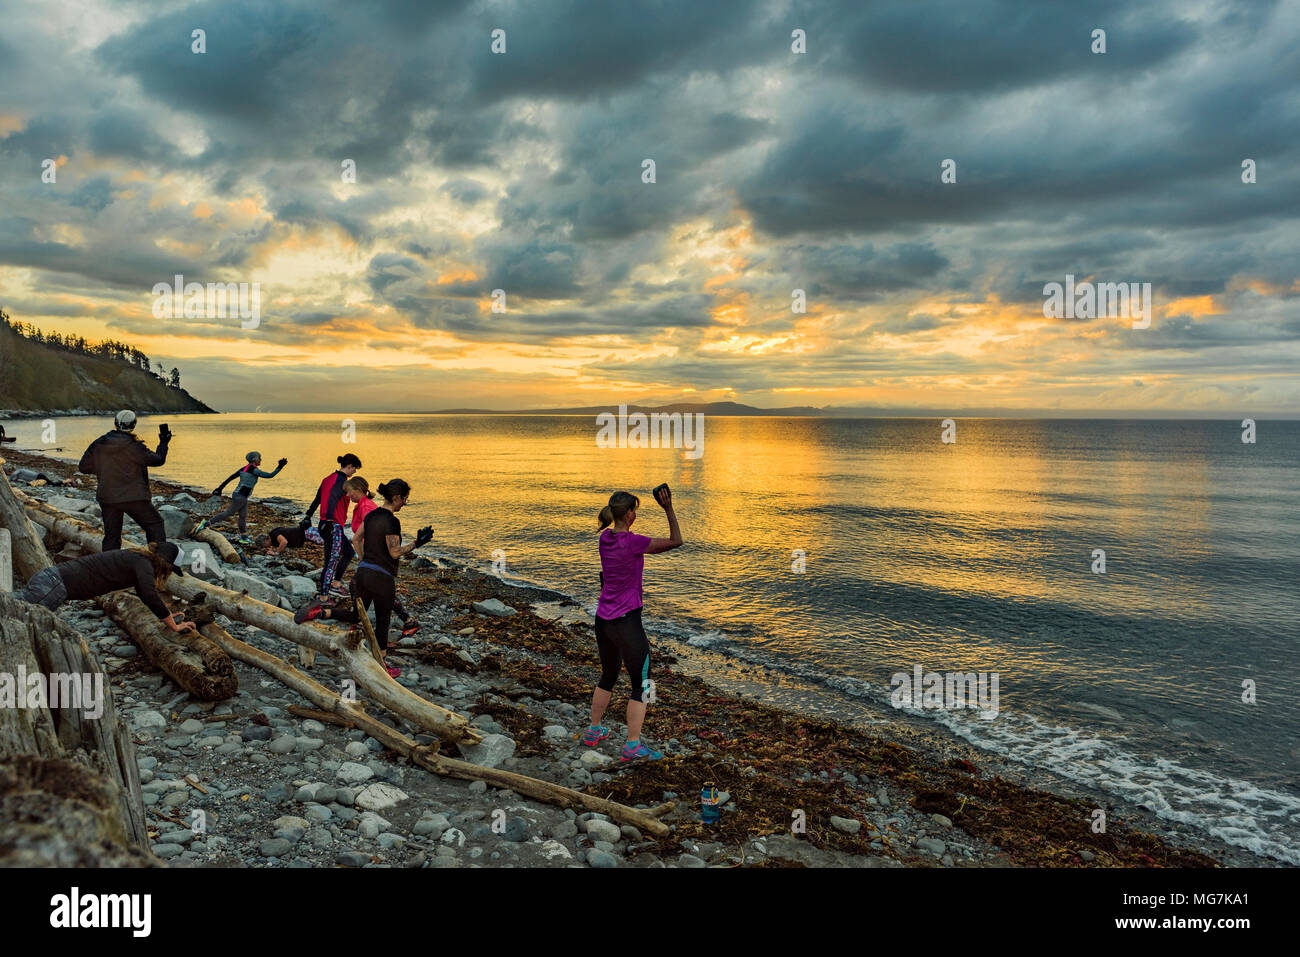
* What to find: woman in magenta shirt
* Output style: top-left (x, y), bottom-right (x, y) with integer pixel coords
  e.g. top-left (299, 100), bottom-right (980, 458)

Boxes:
top-left (584, 485), bottom-right (683, 760)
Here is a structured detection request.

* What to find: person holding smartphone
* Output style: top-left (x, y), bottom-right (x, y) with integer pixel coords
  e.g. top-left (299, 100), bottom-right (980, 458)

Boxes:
top-left (77, 411), bottom-right (171, 552)
top-left (583, 483), bottom-right (683, 760)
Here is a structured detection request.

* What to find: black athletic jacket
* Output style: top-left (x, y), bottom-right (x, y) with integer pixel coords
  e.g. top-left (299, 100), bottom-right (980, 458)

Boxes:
top-left (57, 550), bottom-right (170, 619)
top-left (78, 430), bottom-right (169, 504)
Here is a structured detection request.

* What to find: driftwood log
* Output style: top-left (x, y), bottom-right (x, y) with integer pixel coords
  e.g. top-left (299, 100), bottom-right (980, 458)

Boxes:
top-left (0, 592), bottom-right (156, 866)
top-left (97, 592), bottom-right (237, 701)
top-left (20, 493), bottom-right (481, 745)
top-left (186, 518), bottom-right (241, 564)
top-left (206, 624), bottom-right (673, 837)
top-left (0, 464), bottom-right (52, 581)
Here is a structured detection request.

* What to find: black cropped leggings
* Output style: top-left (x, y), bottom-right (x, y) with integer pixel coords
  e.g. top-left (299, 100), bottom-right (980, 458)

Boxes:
top-left (595, 607), bottom-right (651, 702)
top-left (329, 567), bottom-right (396, 650)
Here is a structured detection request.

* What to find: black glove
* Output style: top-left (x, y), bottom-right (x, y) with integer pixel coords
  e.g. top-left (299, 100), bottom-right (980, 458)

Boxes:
top-left (158, 424), bottom-right (173, 442)
top-left (298, 517), bottom-right (312, 530)
top-left (277, 457), bottom-right (288, 468)
top-left (413, 526), bottom-right (433, 548)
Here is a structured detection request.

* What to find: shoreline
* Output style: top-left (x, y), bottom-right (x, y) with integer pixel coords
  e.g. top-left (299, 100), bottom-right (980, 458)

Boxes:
top-left (1, 446), bottom-right (1278, 868)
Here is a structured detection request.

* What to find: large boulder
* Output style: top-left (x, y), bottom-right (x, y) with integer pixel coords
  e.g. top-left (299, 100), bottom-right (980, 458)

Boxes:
top-left (471, 598), bottom-right (516, 618)
top-left (354, 783), bottom-right (409, 812)
top-left (157, 505), bottom-right (190, 540)
top-left (222, 567), bottom-right (280, 605)
top-left (45, 495), bottom-right (95, 514)
top-left (175, 541), bottom-right (223, 581)
top-left (276, 575), bottom-right (316, 600)
top-left (455, 733), bottom-right (516, 769)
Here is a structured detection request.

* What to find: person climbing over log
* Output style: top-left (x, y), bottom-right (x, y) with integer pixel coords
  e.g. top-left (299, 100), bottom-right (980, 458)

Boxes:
top-left (584, 485), bottom-right (683, 761)
top-left (194, 451), bottom-right (287, 545)
top-left (295, 478), bottom-right (431, 678)
top-left (19, 540), bottom-right (196, 635)
top-left (302, 453), bottom-right (360, 604)
top-left (342, 476), bottom-right (420, 639)
top-left (77, 410), bottom-right (170, 552)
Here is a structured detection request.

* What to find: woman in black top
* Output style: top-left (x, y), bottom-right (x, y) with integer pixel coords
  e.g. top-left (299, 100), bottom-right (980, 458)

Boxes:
top-left (294, 480), bottom-right (431, 677)
top-left (20, 542), bottom-right (196, 635)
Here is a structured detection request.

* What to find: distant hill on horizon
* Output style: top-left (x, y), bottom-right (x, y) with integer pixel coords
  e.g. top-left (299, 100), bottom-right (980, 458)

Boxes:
top-left (0, 313), bottom-right (216, 418)
top-left (410, 401), bottom-right (1282, 419)
top-left (423, 400), bottom-right (825, 416)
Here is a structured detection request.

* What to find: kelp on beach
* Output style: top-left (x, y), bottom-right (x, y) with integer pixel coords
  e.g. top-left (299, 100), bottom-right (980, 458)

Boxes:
top-left (418, 579), bottom-right (1220, 869)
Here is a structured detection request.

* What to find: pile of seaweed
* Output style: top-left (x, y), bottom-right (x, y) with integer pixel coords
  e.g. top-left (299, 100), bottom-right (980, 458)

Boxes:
top-left (430, 587), bottom-right (1220, 869)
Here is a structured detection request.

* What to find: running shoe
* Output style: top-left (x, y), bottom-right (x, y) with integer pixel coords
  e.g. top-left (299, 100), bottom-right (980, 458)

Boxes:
top-left (400, 619), bottom-right (421, 639)
top-left (192, 518), bottom-right (209, 534)
top-left (328, 583), bottom-right (350, 601)
top-left (294, 598), bottom-right (325, 624)
top-left (580, 725), bottom-right (610, 747)
top-left (385, 663), bottom-right (402, 678)
top-left (620, 740), bottom-right (662, 761)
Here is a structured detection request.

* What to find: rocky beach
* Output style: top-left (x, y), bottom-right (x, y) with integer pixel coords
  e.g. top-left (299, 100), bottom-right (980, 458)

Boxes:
top-left (0, 447), bottom-right (1269, 870)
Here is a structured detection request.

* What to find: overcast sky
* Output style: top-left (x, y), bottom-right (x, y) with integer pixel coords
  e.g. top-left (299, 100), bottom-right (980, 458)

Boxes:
top-left (1, 0), bottom-right (1297, 413)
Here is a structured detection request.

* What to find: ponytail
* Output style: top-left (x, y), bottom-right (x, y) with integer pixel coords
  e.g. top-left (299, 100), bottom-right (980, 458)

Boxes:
top-left (377, 478), bottom-right (411, 503)
top-left (598, 491), bottom-right (639, 530)
top-left (338, 453), bottom-right (362, 469)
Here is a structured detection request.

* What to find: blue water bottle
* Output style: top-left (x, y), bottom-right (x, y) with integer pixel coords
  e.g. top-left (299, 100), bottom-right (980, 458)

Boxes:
top-left (700, 782), bottom-right (721, 824)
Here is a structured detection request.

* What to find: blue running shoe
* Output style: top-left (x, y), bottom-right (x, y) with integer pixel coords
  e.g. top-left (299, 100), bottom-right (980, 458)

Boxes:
top-left (620, 740), bottom-right (662, 761)
top-left (580, 725), bottom-right (610, 747)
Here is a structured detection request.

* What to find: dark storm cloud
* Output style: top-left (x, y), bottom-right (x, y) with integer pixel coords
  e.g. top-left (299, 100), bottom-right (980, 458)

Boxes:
top-left (0, 218), bottom-right (202, 290)
top-left (788, 241), bottom-right (951, 300)
top-left (808, 0), bottom-right (1200, 94)
top-left (466, 0), bottom-right (769, 102)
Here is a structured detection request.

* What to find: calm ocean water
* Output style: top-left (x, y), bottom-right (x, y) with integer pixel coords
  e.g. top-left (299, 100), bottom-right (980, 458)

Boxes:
top-left (11, 412), bottom-right (1300, 862)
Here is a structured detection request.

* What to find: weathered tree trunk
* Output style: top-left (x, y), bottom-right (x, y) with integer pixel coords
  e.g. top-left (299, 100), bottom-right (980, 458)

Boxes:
top-left (190, 525), bottom-right (240, 564)
top-left (98, 592), bottom-right (237, 701)
top-left (170, 576), bottom-right (480, 744)
top-left (21, 494), bottom-right (481, 745)
top-left (0, 592), bottom-right (156, 866)
top-left (0, 466), bottom-right (52, 581)
top-left (207, 625), bottom-right (673, 837)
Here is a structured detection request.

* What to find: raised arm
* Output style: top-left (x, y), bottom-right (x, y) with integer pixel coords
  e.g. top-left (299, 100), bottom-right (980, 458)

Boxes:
top-left (644, 486), bottom-right (683, 554)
